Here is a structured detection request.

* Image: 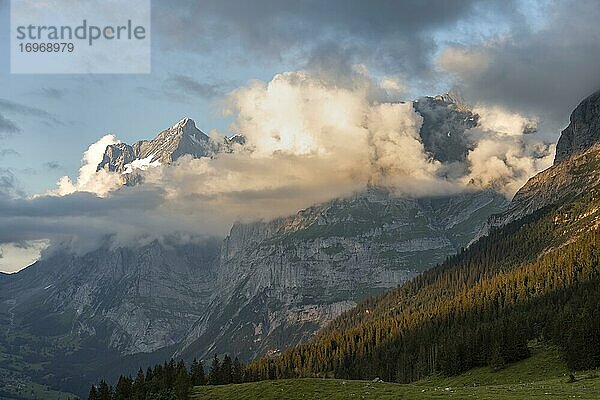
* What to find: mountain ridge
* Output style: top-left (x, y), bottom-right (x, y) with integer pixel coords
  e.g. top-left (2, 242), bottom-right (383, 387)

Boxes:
top-left (97, 117), bottom-right (241, 175)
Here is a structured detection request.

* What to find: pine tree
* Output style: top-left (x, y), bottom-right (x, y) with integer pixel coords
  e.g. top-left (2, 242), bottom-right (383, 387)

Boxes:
top-left (190, 358), bottom-right (206, 386)
top-left (489, 340), bottom-right (506, 371)
top-left (132, 369), bottom-right (145, 400)
top-left (114, 375), bottom-right (133, 400)
top-left (88, 385), bottom-right (98, 400)
top-left (174, 365), bottom-right (191, 400)
top-left (97, 380), bottom-right (112, 400)
top-left (233, 357), bottom-right (243, 383)
top-left (209, 354), bottom-right (221, 385)
top-left (166, 359), bottom-right (177, 389)
top-left (221, 355), bottom-right (233, 384)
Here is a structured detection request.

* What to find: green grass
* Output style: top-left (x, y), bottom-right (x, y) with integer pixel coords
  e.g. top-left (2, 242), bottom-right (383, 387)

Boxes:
top-left (0, 380), bottom-right (78, 400)
top-left (191, 346), bottom-right (600, 399)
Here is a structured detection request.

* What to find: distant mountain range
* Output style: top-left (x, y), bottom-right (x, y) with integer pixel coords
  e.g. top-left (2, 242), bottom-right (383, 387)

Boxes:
top-left (0, 94), bottom-right (551, 398)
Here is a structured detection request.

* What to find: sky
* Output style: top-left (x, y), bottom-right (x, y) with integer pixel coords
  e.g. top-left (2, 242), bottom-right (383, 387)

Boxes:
top-left (0, 0), bottom-right (599, 272)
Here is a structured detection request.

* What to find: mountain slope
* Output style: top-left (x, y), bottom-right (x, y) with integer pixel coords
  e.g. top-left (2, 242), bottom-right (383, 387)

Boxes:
top-left (177, 188), bottom-right (506, 361)
top-left (0, 239), bottom-right (220, 395)
top-left (247, 167), bottom-right (600, 383)
top-left (245, 91), bottom-right (600, 383)
top-left (0, 189), bottom-right (505, 397)
top-left (497, 142), bottom-right (600, 225)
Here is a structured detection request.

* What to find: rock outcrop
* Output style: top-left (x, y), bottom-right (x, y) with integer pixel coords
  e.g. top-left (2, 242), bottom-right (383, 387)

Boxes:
top-left (555, 90), bottom-right (600, 163)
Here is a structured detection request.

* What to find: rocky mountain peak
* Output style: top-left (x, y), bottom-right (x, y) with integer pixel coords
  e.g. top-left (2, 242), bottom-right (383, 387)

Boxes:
top-left (555, 90), bottom-right (600, 163)
top-left (164, 117), bottom-right (205, 142)
top-left (413, 94), bottom-right (478, 164)
top-left (175, 116), bottom-right (193, 129)
top-left (97, 117), bottom-right (221, 175)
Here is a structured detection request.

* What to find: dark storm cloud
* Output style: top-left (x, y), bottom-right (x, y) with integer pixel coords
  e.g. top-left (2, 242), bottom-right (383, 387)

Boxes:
top-left (154, 0), bottom-right (517, 76)
top-left (0, 98), bottom-right (61, 126)
top-left (167, 75), bottom-right (228, 99)
top-left (0, 113), bottom-right (20, 136)
top-left (442, 0), bottom-right (600, 126)
top-left (0, 149), bottom-right (19, 159)
top-left (38, 87), bottom-right (65, 100)
top-left (0, 187), bottom-right (166, 248)
top-left (43, 161), bottom-right (62, 170)
top-left (0, 189), bottom-right (162, 219)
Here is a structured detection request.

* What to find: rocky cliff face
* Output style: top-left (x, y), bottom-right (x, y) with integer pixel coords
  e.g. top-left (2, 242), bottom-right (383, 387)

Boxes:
top-left (495, 143), bottom-right (600, 226)
top-left (1, 239), bottom-right (221, 354)
top-left (555, 90), bottom-right (600, 163)
top-left (176, 187), bottom-right (507, 360)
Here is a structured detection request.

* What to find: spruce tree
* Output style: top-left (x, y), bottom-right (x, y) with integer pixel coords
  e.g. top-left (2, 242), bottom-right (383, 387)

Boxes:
top-left (209, 354), bottom-right (221, 385)
top-left (97, 380), bottom-right (112, 400)
top-left (88, 385), bottom-right (98, 400)
top-left (190, 358), bottom-right (206, 386)
top-left (221, 355), bottom-right (233, 384)
top-left (174, 366), bottom-right (191, 400)
top-left (133, 369), bottom-right (146, 400)
top-left (114, 375), bottom-right (133, 400)
top-left (233, 357), bottom-right (243, 383)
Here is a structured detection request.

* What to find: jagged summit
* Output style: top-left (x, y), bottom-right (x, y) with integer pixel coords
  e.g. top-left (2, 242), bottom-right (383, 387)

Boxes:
top-left (134, 116), bottom-right (212, 164)
top-left (97, 117), bottom-right (240, 175)
top-left (555, 90), bottom-right (600, 164)
top-left (170, 117), bottom-right (201, 138)
top-left (175, 116), bottom-right (192, 127)
top-left (413, 94), bottom-right (478, 164)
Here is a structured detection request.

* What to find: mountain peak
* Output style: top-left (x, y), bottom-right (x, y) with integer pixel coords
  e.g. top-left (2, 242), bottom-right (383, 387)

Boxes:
top-left (173, 116), bottom-right (196, 132)
top-left (97, 117), bottom-right (235, 175)
top-left (555, 90), bottom-right (600, 164)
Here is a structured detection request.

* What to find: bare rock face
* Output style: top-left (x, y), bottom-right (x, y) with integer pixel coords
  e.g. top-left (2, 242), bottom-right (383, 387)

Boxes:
top-left (98, 143), bottom-right (137, 173)
top-left (1, 239), bottom-right (221, 354)
top-left (555, 90), bottom-right (600, 163)
top-left (176, 188), bottom-right (507, 360)
top-left (413, 95), bottom-right (478, 164)
top-left (97, 118), bottom-right (241, 174)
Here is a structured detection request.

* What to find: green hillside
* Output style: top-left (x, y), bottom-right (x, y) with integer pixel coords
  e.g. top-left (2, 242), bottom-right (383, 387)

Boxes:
top-left (191, 345), bottom-right (600, 400)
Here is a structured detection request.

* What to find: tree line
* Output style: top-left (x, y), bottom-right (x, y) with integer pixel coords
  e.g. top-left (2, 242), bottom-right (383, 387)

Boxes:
top-left (88, 355), bottom-right (246, 400)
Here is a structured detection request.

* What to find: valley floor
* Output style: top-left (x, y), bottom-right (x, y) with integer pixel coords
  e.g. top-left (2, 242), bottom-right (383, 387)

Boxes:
top-left (191, 346), bottom-right (600, 400)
